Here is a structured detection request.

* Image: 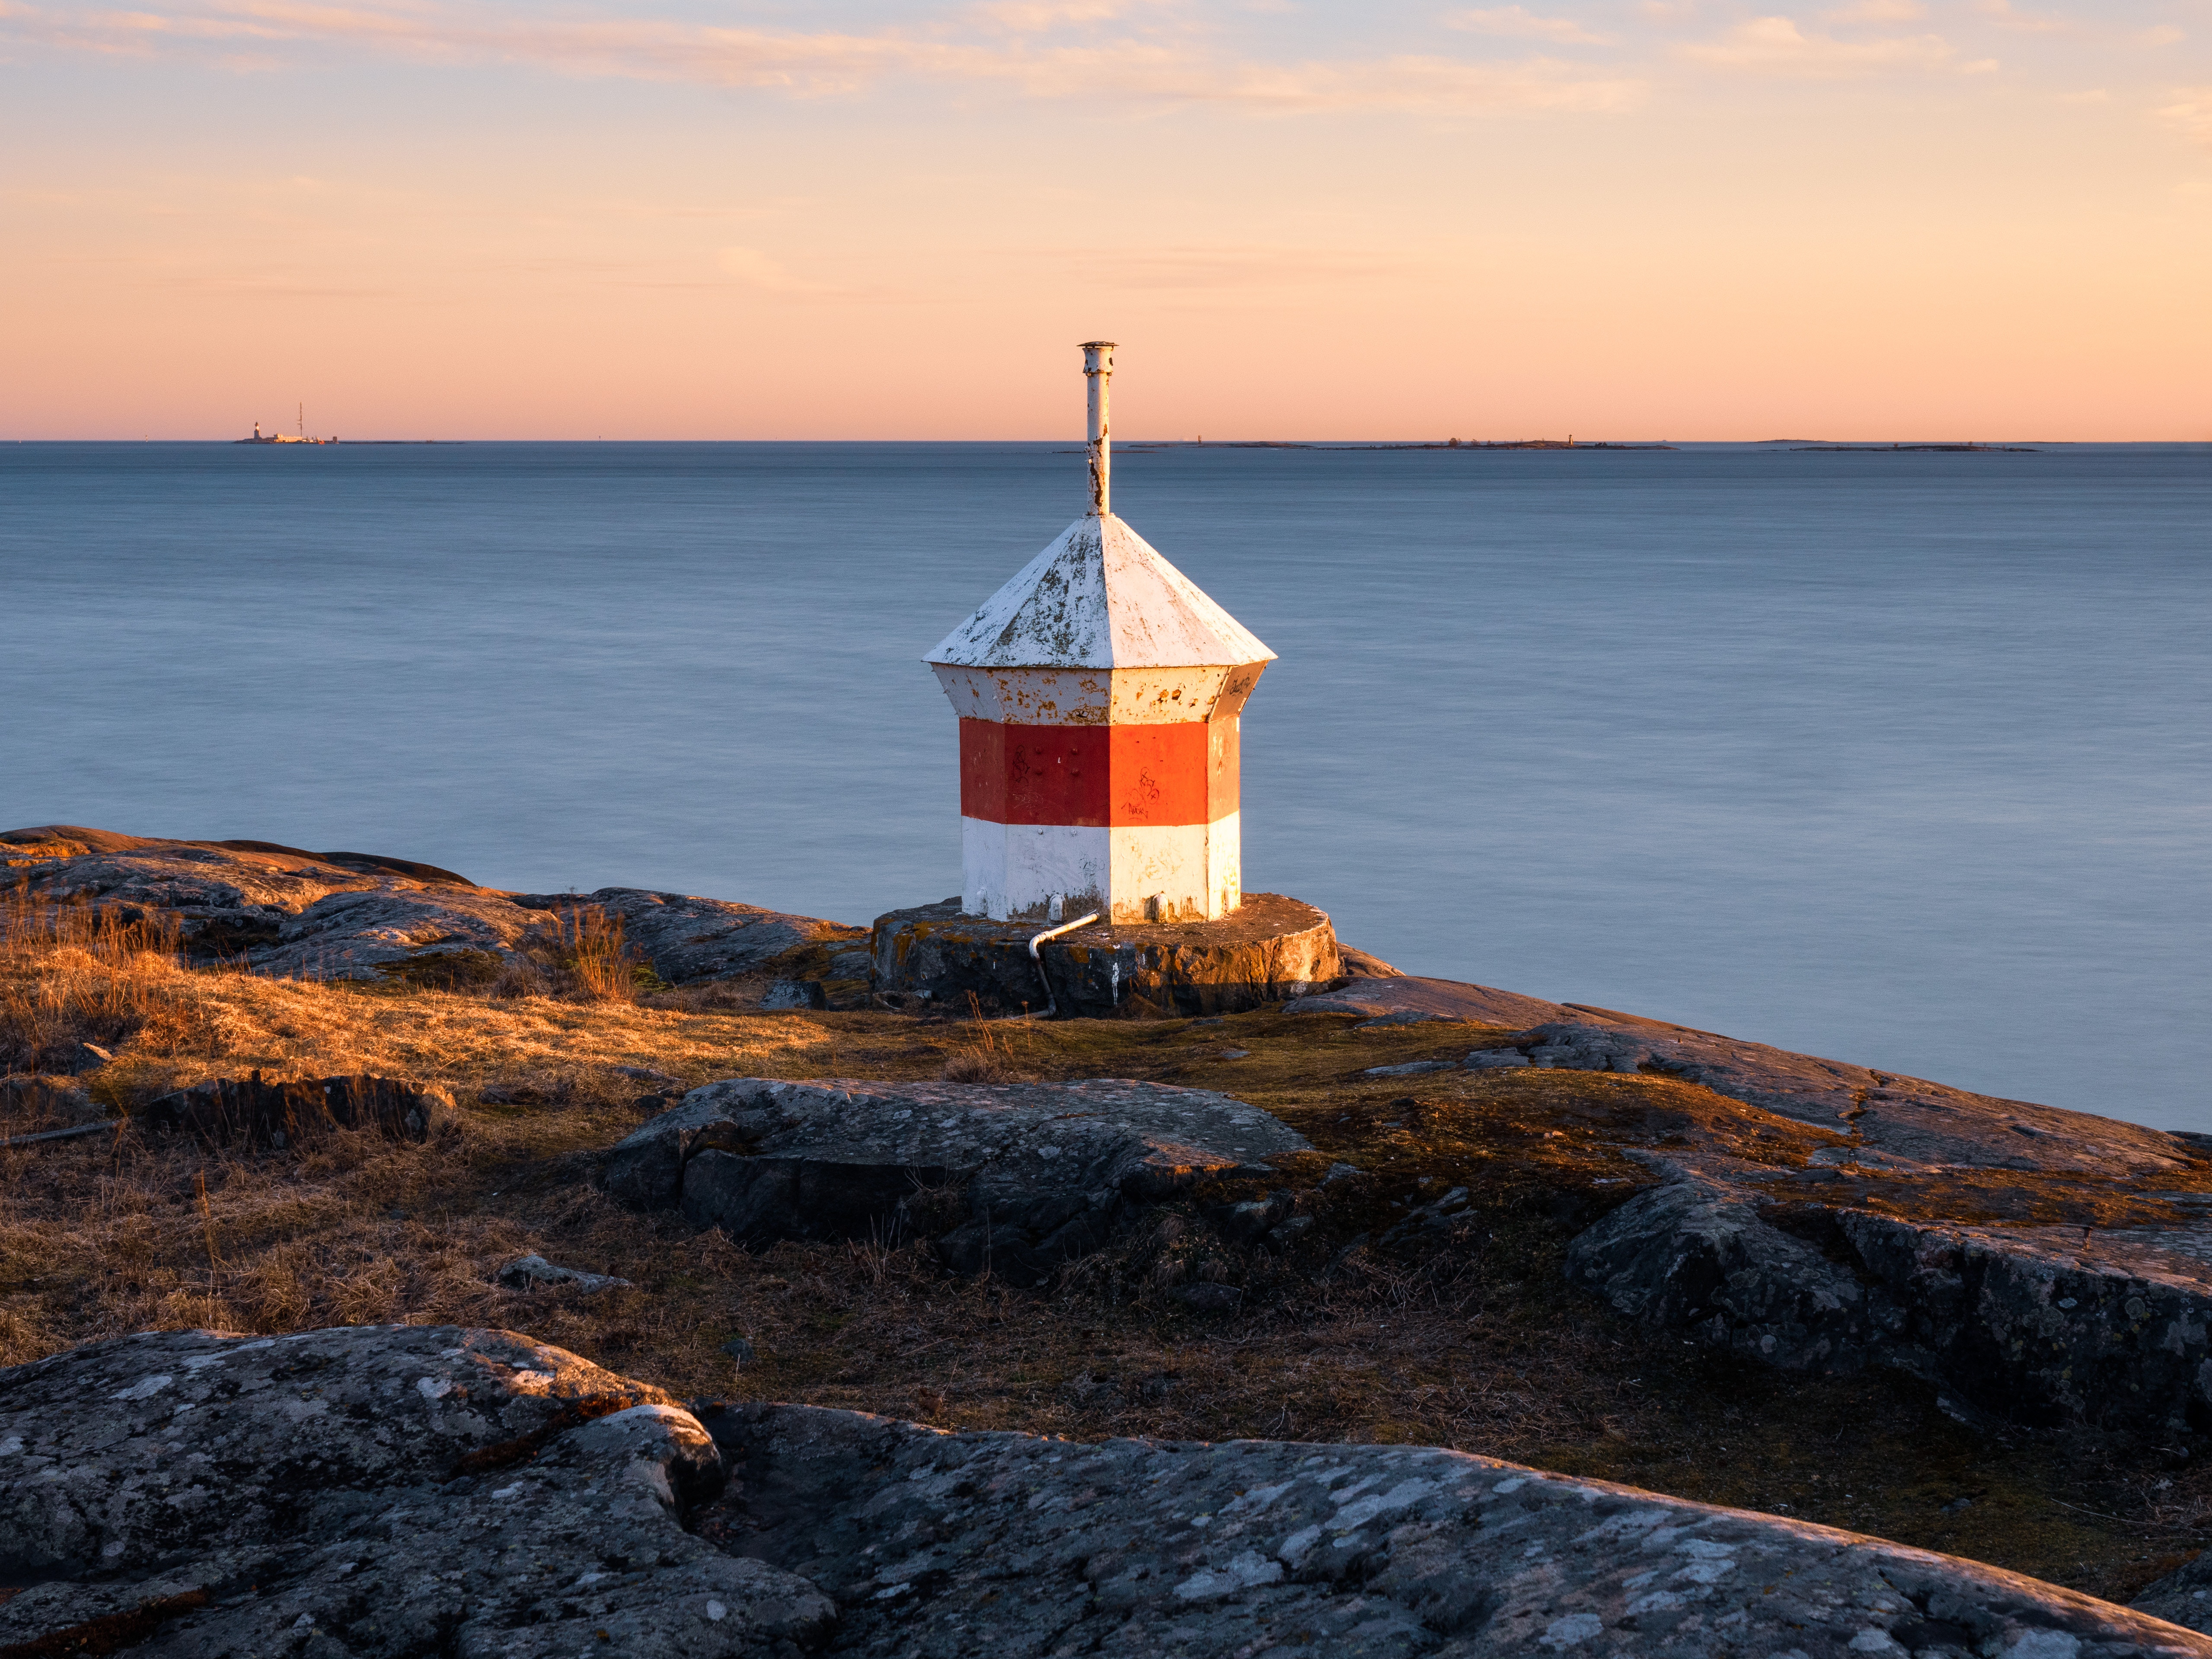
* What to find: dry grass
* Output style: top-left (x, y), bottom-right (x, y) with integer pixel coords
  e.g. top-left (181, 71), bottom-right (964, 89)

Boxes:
top-left (555, 904), bottom-right (642, 1004)
top-left (0, 894), bottom-right (184, 1075)
top-left (938, 992), bottom-right (1042, 1083)
top-left (0, 917), bottom-right (2203, 1606)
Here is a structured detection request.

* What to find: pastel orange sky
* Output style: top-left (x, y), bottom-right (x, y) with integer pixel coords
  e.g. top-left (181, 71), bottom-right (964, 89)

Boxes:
top-left (3, 0), bottom-right (2206, 439)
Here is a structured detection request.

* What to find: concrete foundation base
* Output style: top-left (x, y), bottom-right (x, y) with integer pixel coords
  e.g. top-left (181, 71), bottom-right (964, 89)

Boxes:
top-left (869, 892), bottom-right (1341, 1018)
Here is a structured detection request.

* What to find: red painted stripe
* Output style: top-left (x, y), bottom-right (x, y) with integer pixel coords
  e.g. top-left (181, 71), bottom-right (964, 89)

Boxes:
top-left (959, 719), bottom-right (1231, 826)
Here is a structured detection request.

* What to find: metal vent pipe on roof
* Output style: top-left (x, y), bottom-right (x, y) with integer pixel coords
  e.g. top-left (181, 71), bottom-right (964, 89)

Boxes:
top-left (1081, 340), bottom-right (1115, 517)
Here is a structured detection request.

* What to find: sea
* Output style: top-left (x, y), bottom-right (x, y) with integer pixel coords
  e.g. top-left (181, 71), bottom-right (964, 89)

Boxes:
top-left (3, 440), bottom-right (2207, 1131)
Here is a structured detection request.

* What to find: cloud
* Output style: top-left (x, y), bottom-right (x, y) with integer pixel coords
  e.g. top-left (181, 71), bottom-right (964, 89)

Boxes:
top-left (1970, 0), bottom-right (2062, 34)
top-left (1960, 56), bottom-right (1997, 73)
top-left (717, 247), bottom-right (823, 294)
top-left (969, 0), bottom-right (1138, 32)
top-left (0, 1), bottom-right (1644, 115)
top-left (1057, 244), bottom-right (1406, 289)
top-left (1186, 54), bottom-right (1644, 111)
top-left (1446, 6), bottom-right (1615, 46)
top-left (2137, 26), bottom-right (2184, 46)
top-left (1822, 0), bottom-right (1922, 19)
top-left (2055, 87), bottom-right (2104, 103)
top-left (1680, 15), bottom-right (1952, 76)
top-left (2158, 87), bottom-right (2212, 147)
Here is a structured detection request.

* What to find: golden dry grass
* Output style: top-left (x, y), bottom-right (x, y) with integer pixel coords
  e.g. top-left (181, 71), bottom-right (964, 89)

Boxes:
top-left (0, 894), bottom-right (185, 1075)
top-left (0, 916), bottom-right (2204, 1606)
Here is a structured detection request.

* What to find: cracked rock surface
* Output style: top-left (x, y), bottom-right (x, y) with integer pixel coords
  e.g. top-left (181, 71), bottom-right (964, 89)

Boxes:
top-left (4, 1324), bottom-right (2200, 1658)
top-left (603, 1078), bottom-right (1310, 1286)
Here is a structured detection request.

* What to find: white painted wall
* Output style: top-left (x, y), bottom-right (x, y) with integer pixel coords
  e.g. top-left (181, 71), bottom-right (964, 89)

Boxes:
top-left (961, 814), bottom-right (1242, 922)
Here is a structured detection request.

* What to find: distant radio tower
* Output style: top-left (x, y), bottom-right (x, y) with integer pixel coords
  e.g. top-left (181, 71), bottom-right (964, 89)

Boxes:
top-left (298, 402), bottom-right (304, 439)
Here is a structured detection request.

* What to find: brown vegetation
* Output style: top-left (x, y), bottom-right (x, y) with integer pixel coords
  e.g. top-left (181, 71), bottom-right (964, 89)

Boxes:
top-left (0, 907), bottom-right (2204, 1607)
top-left (0, 894), bottom-right (185, 1075)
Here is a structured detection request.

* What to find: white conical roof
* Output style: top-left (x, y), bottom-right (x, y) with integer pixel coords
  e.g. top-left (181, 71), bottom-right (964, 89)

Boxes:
top-left (926, 514), bottom-right (1275, 670)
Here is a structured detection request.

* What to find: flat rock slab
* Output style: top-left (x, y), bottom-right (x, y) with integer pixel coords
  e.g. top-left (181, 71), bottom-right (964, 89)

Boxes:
top-left (6, 1324), bottom-right (2198, 1658)
top-left (1465, 1017), bottom-right (2187, 1177)
top-left (872, 892), bottom-right (1340, 1018)
top-left (1287, 974), bottom-right (1574, 1029)
top-left (1, 826), bottom-right (858, 990)
top-left (700, 1400), bottom-right (2203, 1659)
top-left (604, 1077), bottom-right (1310, 1286)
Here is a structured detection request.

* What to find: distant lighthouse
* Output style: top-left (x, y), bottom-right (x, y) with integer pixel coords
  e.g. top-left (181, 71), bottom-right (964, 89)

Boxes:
top-left (926, 343), bottom-right (1276, 925)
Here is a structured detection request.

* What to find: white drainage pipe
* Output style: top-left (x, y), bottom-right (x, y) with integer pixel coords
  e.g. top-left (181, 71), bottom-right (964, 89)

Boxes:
top-left (1020, 911), bottom-right (1101, 1021)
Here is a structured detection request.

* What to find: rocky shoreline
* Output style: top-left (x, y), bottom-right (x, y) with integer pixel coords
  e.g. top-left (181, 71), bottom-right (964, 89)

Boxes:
top-left (8, 824), bottom-right (2212, 1652)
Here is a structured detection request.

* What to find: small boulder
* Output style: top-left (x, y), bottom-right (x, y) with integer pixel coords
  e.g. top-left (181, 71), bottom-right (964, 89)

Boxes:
top-left (137, 1072), bottom-right (451, 1149)
top-left (495, 1254), bottom-right (632, 1294)
top-left (761, 979), bottom-right (827, 1011)
top-left (603, 1077), bottom-right (1310, 1287)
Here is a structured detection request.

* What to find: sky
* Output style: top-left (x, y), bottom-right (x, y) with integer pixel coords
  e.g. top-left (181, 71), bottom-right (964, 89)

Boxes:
top-left (1, 0), bottom-right (2206, 439)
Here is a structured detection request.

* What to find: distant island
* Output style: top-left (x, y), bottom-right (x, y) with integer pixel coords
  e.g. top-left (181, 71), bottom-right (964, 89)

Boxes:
top-left (236, 420), bottom-right (334, 447)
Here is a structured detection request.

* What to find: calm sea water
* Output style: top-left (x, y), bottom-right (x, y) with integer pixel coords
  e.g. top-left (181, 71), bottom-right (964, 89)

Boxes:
top-left (4, 440), bottom-right (2207, 1129)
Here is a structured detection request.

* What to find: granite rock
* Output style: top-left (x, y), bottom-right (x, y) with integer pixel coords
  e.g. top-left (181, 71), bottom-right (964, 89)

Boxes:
top-left (1569, 1174), bottom-right (2212, 1434)
top-left (1286, 974), bottom-right (1572, 1028)
top-left (1512, 1010), bottom-right (2212, 1432)
top-left (2, 829), bottom-right (859, 992)
top-left (693, 1396), bottom-right (2205, 1659)
top-left (6, 1324), bottom-right (2199, 1657)
top-left (1480, 1019), bottom-right (2187, 1175)
top-left (1285, 976), bottom-right (2212, 1436)
top-left (0, 1324), bottom-right (834, 1658)
top-left (508, 887), bottom-right (863, 986)
top-left (760, 979), bottom-right (827, 1011)
top-left (2131, 1553), bottom-right (2212, 1637)
top-left (603, 1077), bottom-right (1310, 1287)
top-left (497, 1253), bottom-right (635, 1294)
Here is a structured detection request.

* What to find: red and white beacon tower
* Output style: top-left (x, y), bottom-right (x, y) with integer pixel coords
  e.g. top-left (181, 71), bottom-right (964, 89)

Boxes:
top-left (926, 342), bottom-right (1276, 925)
